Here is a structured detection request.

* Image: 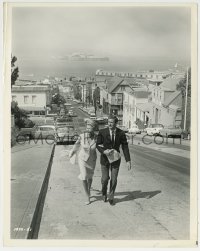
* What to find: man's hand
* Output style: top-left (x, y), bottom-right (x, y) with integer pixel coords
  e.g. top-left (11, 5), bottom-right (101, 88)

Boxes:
top-left (69, 150), bottom-right (75, 158)
top-left (126, 161), bottom-right (131, 171)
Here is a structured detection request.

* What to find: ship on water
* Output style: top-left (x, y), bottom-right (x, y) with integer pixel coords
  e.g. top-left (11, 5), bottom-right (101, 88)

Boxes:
top-left (63, 53), bottom-right (109, 61)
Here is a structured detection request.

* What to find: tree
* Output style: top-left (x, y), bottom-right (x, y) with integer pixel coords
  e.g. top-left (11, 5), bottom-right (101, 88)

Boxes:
top-left (11, 55), bottom-right (19, 87)
top-left (176, 67), bottom-right (191, 130)
top-left (93, 86), bottom-right (100, 113)
top-left (51, 93), bottom-right (66, 106)
top-left (11, 101), bottom-right (30, 129)
top-left (73, 83), bottom-right (81, 100)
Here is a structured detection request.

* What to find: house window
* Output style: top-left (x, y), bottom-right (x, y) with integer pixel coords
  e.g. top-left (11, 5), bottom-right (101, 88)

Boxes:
top-left (32, 95), bottom-right (37, 104)
top-left (121, 86), bottom-right (125, 91)
top-left (24, 95), bottom-right (29, 104)
top-left (12, 95), bottom-right (17, 101)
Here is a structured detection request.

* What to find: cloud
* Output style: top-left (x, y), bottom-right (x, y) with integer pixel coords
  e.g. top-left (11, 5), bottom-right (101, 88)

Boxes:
top-left (12, 6), bottom-right (191, 61)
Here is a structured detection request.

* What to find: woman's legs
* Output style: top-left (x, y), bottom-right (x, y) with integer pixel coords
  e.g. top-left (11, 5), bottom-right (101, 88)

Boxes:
top-left (87, 178), bottom-right (93, 196)
top-left (82, 180), bottom-right (90, 204)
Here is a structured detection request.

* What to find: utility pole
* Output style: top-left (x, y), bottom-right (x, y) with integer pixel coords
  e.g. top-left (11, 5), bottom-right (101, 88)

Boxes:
top-left (183, 67), bottom-right (189, 131)
top-left (82, 84), bottom-right (85, 107)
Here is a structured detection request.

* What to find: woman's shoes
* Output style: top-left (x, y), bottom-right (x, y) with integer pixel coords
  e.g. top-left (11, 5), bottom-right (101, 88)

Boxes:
top-left (84, 195), bottom-right (90, 205)
top-left (84, 199), bottom-right (90, 205)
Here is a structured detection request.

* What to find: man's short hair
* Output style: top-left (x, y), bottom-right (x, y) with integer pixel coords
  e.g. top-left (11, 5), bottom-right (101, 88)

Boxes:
top-left (108, 114), bottom-right (118, 123)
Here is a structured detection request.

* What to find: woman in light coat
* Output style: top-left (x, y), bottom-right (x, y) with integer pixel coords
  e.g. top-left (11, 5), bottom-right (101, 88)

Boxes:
top-left (69, 120), bottom-right (98, 205)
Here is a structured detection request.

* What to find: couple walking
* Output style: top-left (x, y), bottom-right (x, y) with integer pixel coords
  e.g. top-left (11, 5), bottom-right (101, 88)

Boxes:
top-left (69, 115), bottom-right (131, 205)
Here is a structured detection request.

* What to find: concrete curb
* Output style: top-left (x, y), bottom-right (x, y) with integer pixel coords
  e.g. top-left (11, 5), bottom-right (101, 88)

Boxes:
top-left (27, 144), bottom-right (55, 239)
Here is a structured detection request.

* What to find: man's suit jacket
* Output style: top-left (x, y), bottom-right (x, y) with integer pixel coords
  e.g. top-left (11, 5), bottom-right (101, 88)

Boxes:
top-left (96, 127), bottom-right (131, 165)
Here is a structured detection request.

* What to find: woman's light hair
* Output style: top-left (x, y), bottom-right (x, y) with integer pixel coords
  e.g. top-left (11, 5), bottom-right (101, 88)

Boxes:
top-left (86, 119), bottom-right (99, 131)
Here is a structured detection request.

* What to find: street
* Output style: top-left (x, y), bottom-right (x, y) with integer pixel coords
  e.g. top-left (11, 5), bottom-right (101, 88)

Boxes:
top-left (10, 101), bottom-right (190, 240)
top-left (37, 102), bottom-right (190, 240)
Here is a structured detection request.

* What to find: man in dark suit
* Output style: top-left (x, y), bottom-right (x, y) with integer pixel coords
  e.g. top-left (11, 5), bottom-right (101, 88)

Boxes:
top-left (96, 115), bottom-right (131, 205)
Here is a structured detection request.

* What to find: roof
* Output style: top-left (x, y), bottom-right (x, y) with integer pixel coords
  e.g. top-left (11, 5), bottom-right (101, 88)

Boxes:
top-left (163, 91), bottom-right (181, 107)
top-left (160, 77), bottom-right (182, 91)
top-left (124, 90), bottom-right (150, 99)
top-left (136, 102), bottom-right (151, 112)
top-left (133, 91), bottom-right (149, 99)
top-left (12, 85), bottom-right (50, 92)
top-left (19, 106), bottom-right (45, 111)
top-left (107, 78), bottom-right (124, 93)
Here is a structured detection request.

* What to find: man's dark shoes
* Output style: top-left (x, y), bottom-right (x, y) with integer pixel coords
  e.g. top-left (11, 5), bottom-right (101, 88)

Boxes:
top-left (102, 195), bottom-right (107, 202)
top-left (109, 199), bottom-right (115, 206)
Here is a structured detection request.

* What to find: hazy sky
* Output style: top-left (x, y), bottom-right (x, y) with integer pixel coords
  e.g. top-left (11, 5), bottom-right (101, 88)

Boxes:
top-left (12, 6), bottom-right (191, 61)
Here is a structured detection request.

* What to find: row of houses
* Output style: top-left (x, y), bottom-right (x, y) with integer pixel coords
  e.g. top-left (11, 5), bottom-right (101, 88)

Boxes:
top-left (11, 77), bottom-right (75, 115)
top-left (98, 74), bottom-right (183, 128)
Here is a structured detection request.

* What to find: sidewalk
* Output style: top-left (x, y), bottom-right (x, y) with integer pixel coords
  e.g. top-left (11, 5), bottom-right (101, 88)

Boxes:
top-left (38, 145), bottom-right (189, 240)
top-left (11, 141), bottom-right (55, 239)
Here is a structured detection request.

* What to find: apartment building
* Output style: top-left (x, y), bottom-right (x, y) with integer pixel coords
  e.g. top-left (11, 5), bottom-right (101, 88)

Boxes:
top-left (123, 90), bottom-right (149, 128)
top-left (11, 85), bottom-right (52, 115)
top-left (149, 78), bottom-right (183, 127)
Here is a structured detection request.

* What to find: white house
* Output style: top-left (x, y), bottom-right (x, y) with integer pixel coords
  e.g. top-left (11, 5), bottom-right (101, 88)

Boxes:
top-left (149, 77), bottom-right (183, 127)
top-left (123, 90), bottom-right (149, 128)
top-left (11, 85), bottom-right (52, 115)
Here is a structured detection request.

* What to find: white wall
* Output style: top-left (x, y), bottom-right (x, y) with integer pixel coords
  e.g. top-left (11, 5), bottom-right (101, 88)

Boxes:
top-left (123, 91), bottom-right (149, 128)
top-left (12, 92), bottom-right (47, 108)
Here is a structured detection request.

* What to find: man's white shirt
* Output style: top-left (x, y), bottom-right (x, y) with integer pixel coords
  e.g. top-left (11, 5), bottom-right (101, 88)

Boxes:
top-left (109, 128), bottom-right (116, 144)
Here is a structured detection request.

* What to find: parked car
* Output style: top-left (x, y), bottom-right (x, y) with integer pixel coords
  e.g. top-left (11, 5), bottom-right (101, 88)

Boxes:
top-left (87, 108), bottom-right (95, 115)
top-left (55, 116), bottom-right (73, 127)
top-left (55, 126), bottom-right (78, 144)
top-left (117, 125), bottom-right (129, 133)
top-left (17, 127), bottom-right (36, 140)
top-left (34, 125), bottom-right (56, 140)
top-left (69, 110), bottom-right (77, 117)
top-left (128, 125), bottom-right (141, 134)
top-left (90, 113), bottom-right (97, 120)
top-left (159, 127), bottom-right (183, 138)
top-left (146, 124), bottom-right (164, 136)
top-left (90, 116), bottom-right (97, 121)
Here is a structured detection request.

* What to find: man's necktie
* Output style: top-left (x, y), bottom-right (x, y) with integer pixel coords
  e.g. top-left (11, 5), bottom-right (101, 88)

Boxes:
top-left (111, 130), bottom-right (115, 147)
